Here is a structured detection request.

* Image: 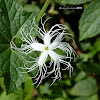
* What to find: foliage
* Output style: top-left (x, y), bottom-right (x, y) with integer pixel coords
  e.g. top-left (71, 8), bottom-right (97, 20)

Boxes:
top-left (55, 0), bottom-right (92, 6)
top-left (79, 0), bottom-right (100, 41)
top-left (0, 0), bottom-right (100, 100)
top-left (0, 0), bottom-right (38, 94)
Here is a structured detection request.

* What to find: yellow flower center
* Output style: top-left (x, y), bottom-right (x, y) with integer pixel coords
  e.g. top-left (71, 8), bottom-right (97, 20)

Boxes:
top-left (45, 46), bottom-right (49, 51)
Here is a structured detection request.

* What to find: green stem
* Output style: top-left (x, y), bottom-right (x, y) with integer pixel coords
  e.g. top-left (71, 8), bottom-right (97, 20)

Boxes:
top-left (37, 0), bottom-right (51, 22)
top-left (20, 83), bottom-right (24, 100)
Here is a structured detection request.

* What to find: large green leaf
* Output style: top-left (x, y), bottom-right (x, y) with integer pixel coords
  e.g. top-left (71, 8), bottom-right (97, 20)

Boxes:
top-left (74, 94), bottom-right (99, 100)
top-left (0, 0), bottom-right (38, 94)
top-left (77, 62), bottom-right (100, 75)
top-left (79, 0), bottom-right (100, 41)
top-left (0, 0), bottom-right (37, 40)
top-left (69, 77), bottom-right (98, 96)
top-left (55, 0), bottom-right (92, 6)
top-left (4, 51), bottom-right (26, 94)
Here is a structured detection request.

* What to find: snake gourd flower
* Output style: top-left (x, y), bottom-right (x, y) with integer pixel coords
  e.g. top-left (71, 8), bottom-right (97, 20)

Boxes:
top-left (10, 17), bottom-right (77, 87)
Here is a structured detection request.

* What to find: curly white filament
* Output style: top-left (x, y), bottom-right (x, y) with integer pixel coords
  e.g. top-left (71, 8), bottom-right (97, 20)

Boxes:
top-left (10, 16), bottom-right (77, 87)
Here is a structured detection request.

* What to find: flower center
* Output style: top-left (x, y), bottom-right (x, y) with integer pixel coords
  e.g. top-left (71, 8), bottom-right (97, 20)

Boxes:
top-left (45, 46), bottom-right (49, 51)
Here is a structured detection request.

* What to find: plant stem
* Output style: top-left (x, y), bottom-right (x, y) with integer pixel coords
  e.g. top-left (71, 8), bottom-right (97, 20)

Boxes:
top-left (37, 0), bottom-right (51, 22)
top-left (20, 83), bottom-right (24, 100)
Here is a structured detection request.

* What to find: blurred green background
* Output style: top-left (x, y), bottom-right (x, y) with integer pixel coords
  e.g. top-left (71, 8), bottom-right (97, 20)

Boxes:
top-left (0, 0), bottom-right (100, 100)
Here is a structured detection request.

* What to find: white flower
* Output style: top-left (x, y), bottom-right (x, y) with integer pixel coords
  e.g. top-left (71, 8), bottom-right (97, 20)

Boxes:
top-left (10, 17), bottom-right (77, 87)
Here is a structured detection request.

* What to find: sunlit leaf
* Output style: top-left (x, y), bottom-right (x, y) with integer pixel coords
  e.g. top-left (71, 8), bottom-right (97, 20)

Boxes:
top-left (69, 77), bottom-right (98, 96)
top-left (79, 0), bottom-right (100, 41)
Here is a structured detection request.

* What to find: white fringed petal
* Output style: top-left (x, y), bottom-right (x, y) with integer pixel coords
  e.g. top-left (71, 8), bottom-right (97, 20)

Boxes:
top-left (44, 33), bottom-right (51, 46)
top-left (48, 50), bottom-right (59, 62)
top-left (30, 43), bottom-right (45, 51)
top-left (38, 51), bottom-right (48, 66)
top-left (49, 41), bottom-right (59, 50)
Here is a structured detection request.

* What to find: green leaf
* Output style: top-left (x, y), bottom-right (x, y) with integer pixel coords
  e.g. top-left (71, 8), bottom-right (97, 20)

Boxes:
top-left (93, 38), bottom-right (100, 52)
top-left (75, 71), bottom-right (86, 82)
top-left (73, 94), bottom-right (99, 100)
top-left (79, 0), bottom-right (100, 41)
top-left (0, 81), bottom-right (22, 100)
top-left (79, 39), bottom-right (100, 62)
top-left (79, 42), bottom-right (91, 51)
top-left (77, 62), bottom-right (100, 75)
top-left (55, 0), bottom-right (92, 6)
top-left (0, 0), bottom-right (38, 94)
top-left (0, 44), bottom-right (9, 54)
top-left (4, 51), bottom-right (26, 94)
top-left (23, 4), bottom-right (40, 16)
top-left (54, 98), bottom-right (65, 100)
top-left (0, 91), bottom-right (19, 100)
top-left (79, 52), bottom-right (96, 62)
top-left (66, 0), bottom-right (92, 5)
top-left (24, 74), bottom-right (34, 100)
top-left (0, 0), bottom-right (37, 40)
top-left (36, 97), bottom-right (50, 100)
top-left (69, 77), bottom-right (98, 96)
top-left (0, 48), bottom-right (11, 76)
top-left (17, 0), bottom-right (28, 4)
top-left (40, 83), bottom-right (51, 95)
top-left (0, 77), bottom-right (5, 90)
top-left (0, 34), bottom-right (10, 76)
top-left (0, 33), bottom-right (9, 44)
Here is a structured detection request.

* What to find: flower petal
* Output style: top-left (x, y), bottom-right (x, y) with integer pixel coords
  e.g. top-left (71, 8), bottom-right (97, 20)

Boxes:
top-left (30, 43), bottom-right (44, 51)
top-left (38, 51), bottom-right (48, 66)
top-left (48, 50), bottom-right (59, 62)
top-left (44, 33), bottom-right (51, 46)
top-left (50, 42), bottom-right (59, 50)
